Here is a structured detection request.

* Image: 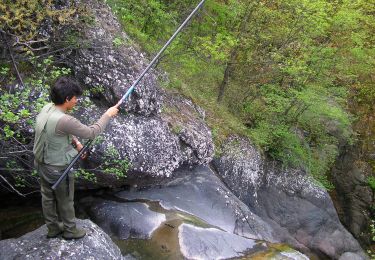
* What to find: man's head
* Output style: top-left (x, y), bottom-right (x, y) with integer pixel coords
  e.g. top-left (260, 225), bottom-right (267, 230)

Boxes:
top-left (51, 77), bottom-right (83, 110)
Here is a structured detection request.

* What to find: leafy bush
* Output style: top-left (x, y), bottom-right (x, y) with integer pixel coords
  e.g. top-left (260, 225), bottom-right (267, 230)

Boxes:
top-left (0, 56), bottom-right (72, 193)
top-left (102, 144), bottom-right (130, 179)
top-left (368, 176), bottom-right (375, 191)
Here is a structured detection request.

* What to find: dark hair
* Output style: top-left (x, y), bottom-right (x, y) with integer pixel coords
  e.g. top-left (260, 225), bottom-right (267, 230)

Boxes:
top-left (50, 76), bottom-right (83, 105)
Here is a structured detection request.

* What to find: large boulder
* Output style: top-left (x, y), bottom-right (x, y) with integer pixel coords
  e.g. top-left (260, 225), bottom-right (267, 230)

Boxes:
top-left (70, 0), bottom-right (160, 115)
top-left (82, 165), bottom-right (276, 242)
top-left (160, 91), bottom-right (214, 165)
top-left (0, 219), bottom-right (126, 260)
top-left (213, 135), bottom-right (368, 260)
top-left (64, 0), bottom-right (214, 184)
top-left (78, 165), bottom-right (309, 259)
top-left (73, 92), bottom-right (213, 186)
top-left (114, 165), bottom-right (276, 241)
top-left (178, 224), bottom-right (309, 260)
top-left (80, 198), bottom-right (166, 240)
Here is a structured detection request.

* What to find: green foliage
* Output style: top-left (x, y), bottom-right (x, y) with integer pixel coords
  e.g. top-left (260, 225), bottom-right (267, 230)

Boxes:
top-left (171, 124), bottom-right (182, 134)
top-left (14, 176), bottom-right (26, 188)
top-left (0, 0), bottom-right (77, 54)
top-left (368, 176), bottom-right (375, 191)
top-left (0, 56), bottom-right (71, 142)
top-left (31, 170), bottom-right (38, 177)
top-left (0, 66), bottom-right (10, 76)
top-left (368, 220), bottom-right (375, 258)
top-left (75, 169), bottom-right (97, 183)
top-left (107, 0), bottom-right (178, 52)
top-left (3, 125), bottom-right (15, 139)
top-left (93, 136), bottom-right (105, 145)
top-left (112, 37), bottom-right (124, 47)
top-left (102, 144), bottom-right (130, 179)
top-left (91, 85), bottom-right (105, 95)
top-left (240, 83), bottom-right (351, 187)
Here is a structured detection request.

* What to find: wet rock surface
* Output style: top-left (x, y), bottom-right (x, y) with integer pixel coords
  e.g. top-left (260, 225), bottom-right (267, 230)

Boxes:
top-left (0, 219), bottom-right (124, 260)
top-left (213, 135), bottom-right (369, 259)
top-left (178, 224), bottom-right (309, 260)
top-left (81, 198), bottom-right (166, 240)
top-left (78, 165), bottom-right (309, 259)
top-left (178, 223), bottom-right (264, 259)
top-left (114, 165), bottom-right (275, 242)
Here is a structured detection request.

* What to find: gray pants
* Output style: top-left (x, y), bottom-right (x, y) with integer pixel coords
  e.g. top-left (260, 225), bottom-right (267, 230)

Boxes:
top-left (35, 161), bottom-right (76, 233)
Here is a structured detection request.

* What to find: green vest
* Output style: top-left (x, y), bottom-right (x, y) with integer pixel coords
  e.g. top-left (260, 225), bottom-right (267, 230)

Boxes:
top-left (33, 103), bottom-right (78, 166)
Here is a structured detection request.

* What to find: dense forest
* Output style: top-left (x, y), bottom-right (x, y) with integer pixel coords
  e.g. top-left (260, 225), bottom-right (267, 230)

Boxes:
top-left (105, 0), bottom-right (375, 188)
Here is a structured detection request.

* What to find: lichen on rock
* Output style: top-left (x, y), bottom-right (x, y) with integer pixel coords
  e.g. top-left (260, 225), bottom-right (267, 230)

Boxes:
top-left (0, 219), bottom-right (124, 260)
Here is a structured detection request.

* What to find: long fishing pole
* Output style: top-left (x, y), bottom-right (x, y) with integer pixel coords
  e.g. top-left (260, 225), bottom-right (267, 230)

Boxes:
top-left (52, 0), bottom-right (207, 190)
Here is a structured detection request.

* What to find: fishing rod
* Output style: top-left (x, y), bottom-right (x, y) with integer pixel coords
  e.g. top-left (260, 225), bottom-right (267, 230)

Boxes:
top-left (52, 0), bottom-right (207, 190)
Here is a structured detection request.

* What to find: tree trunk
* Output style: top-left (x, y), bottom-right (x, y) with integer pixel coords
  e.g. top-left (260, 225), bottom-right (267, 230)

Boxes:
top-left (217, 61), bottom-right (232, 103)
top-left (216, 3), bottom-right (254, 103)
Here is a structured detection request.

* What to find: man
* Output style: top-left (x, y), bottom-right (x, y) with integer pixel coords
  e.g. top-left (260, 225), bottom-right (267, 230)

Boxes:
top-left (33, 76), bottom-right (119, 239)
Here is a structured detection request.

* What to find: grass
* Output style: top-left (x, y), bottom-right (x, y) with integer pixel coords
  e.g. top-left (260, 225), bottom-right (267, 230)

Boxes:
top-left (160, 58), bottom-right (248, 150)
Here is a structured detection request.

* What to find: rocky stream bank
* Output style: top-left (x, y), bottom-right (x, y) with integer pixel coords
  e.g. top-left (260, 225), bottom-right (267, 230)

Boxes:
top-left (0, 0), bottom-right (372, 259)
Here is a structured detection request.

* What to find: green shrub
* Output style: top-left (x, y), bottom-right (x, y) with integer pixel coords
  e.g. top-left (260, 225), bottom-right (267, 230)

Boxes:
top-left (368, 176), bottom-right (375, 191)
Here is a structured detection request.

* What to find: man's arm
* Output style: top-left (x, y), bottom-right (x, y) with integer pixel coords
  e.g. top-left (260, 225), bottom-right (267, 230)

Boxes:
top-left (55, 106), bottom-right (119, 139)
top-left (56, 113), bottom-right (111, 139)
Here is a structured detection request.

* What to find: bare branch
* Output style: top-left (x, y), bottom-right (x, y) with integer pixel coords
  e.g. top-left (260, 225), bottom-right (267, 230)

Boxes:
top-left (0, 174), bottom-right (26, 197)
top-left (0, 168), bottom-right (34, 171)
top-left (6, 150), bottom-right (32, 154)
top-left (1, 32), bottom-right (25, 88)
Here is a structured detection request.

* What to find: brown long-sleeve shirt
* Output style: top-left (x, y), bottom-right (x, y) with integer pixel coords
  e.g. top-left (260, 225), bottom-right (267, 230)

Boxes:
top-left (55, 113), bottom-right (111, 139)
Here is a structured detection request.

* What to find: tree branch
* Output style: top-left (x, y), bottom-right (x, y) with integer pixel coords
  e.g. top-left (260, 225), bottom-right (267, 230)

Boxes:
top-left (0, 174), bottom-right (26, 197)
top-left (1, 32), bottom-right (25, 88)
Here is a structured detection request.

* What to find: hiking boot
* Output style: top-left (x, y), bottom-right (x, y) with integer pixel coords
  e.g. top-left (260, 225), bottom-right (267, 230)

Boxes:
top-left (47, 223), bottom-right (63, 238)
top-left (62, 227), bottom-right (86, 240)
top-left (47, 228), bottom-right (63, 238)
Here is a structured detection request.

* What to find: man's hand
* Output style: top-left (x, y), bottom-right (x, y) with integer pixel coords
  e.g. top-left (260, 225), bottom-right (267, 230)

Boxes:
top-left (105, 105), bottom-right (119, 117)
top-left (72, 137), bottom-right (88, 160)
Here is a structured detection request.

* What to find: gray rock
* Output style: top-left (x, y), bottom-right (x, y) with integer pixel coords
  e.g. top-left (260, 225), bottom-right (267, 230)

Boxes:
top-left (71, 91), bottom-right (214, 183)
top-left (178, 223), bottom-right (264, 260)
top-left (0, 219), bottom-right (123, 260)
top-left (115, 165), bottom-right (276, 242)
top-left (161, 91), bottom-right (214, 165)
top-left (273, 251), bottom-right (310, 260)
top-left (331, 144), bottom-right (374, 247)
top-left (339, 252), bottom-right (366, 260)
top-left (79, 166), bottom-right (309, 259)
top-left (70, 0), bottom-right (160, 116)
top-left (99, 112), bottom-right (182, 178)
top-left (212, 135), bottom-right (263, 200)
top-left (179, 224), bottom-right (310, 260)
top-left (68, 0), bottom-right (214, 179)
top-left (81, 199), bottom-right (166, 239)
top-left (213, 135), bottom-right (368, 259)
